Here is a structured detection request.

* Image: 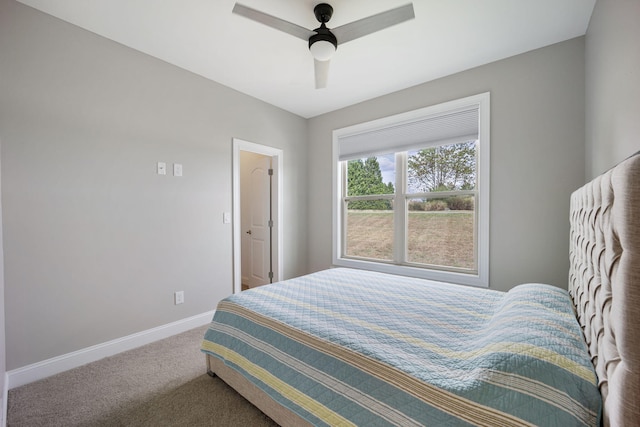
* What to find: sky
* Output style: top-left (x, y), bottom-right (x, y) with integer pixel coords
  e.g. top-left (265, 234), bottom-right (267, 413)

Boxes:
top-left (378, 153), bottom-right (395, 186)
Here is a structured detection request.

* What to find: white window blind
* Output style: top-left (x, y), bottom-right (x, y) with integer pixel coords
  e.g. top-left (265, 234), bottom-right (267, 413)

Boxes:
top-left (338, 107), bottom-right (479, 161)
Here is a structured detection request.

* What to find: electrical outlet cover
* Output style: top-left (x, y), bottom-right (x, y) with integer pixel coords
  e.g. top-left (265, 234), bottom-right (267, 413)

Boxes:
top-left (174, 291), bottom-right (184, 305)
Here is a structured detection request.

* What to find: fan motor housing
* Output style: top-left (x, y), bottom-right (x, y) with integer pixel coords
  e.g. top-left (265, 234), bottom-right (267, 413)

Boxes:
top-left (314, 3), bottom-right (333, 23)
top-left (309, 24), bottom-right (337, 50)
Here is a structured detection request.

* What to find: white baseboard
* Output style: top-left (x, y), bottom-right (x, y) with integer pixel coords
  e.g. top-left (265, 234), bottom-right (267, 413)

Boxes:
top-left (6, 311), bottom-right (215, 390)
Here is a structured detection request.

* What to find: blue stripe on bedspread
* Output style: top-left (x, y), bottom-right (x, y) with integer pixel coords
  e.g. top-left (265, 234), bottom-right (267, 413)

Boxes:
top-left (202, 268), bottom-right (601, 426)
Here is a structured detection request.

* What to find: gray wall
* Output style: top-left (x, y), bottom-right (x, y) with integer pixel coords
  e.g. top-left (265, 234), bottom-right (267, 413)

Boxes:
top-left (0, 0), bottom-right (308, 370)
top-left (585, 0), bottom-right (640, 178)
top-left (0, 142), bottom-right (5, 417)
top-left (307, 38), bottom-right (586, 292)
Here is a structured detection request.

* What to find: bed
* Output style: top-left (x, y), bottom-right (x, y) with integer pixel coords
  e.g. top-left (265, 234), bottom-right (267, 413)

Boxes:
top-left (202, 152), bottom-right (640, 426)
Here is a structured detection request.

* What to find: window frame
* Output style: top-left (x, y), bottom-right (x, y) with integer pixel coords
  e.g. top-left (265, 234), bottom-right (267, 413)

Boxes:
top-left (332, 93), bottom-right (490, 287)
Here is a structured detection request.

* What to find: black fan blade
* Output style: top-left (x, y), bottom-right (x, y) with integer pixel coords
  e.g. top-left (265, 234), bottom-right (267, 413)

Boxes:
top-left (232, 3), bottom-right (314, 41)
top-left (332, 3), bottom-right (415, 44)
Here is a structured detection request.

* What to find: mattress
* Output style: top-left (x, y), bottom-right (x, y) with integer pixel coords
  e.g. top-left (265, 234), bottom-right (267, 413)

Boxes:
top-left (201, 268), bottom-right (601, 426)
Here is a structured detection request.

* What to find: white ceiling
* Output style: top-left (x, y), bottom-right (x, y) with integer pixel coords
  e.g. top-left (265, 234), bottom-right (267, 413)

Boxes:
top-left (17, 0), bottom-right (595, 118)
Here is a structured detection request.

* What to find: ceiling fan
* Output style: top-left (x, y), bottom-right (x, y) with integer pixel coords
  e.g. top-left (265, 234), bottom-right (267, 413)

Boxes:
top-left (232, 3), bottom-right (415, 89)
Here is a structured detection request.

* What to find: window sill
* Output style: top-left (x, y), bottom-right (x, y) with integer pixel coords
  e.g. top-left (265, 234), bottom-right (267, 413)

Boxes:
top-left (333, 257), bottom-right (488, 288)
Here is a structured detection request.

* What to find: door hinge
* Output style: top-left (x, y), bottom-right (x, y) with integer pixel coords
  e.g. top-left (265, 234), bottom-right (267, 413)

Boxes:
top-left (268, 271), bottom-right (274, 280)
top-left (268, 220), bottom-right (274, 228)
top-left (268, 168), bottom-right (273, 176)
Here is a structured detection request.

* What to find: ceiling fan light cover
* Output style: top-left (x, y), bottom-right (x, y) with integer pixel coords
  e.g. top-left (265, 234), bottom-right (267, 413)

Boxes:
top-left (309, 40), bottom-right (336, 61)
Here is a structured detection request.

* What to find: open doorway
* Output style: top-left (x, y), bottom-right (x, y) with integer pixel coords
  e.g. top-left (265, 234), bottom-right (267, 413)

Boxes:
top-left (232, 138), bottom-right (283, 294)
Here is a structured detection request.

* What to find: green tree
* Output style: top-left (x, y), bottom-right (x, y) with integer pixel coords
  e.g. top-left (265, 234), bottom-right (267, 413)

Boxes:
top-left (347, 157), bottom-right (394, 210)
top-left (407, 141), bottom-right (476, 192)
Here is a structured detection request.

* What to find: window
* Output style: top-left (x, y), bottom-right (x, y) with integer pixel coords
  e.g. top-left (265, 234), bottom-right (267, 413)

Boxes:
top-left (332, 93), bottom-right (490, 287)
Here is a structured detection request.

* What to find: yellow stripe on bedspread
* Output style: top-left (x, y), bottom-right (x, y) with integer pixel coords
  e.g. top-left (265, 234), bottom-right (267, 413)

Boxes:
top-left (203, 340), bottom-right (357, 427)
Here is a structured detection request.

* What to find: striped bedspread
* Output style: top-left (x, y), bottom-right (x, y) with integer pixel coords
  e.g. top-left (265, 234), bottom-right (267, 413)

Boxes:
top-left (201, 268), bottom-right (601, 426)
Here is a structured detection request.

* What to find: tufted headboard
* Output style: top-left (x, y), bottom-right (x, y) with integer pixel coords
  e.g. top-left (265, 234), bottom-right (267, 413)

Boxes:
top-left (569, 152), bottom-right (640, 427)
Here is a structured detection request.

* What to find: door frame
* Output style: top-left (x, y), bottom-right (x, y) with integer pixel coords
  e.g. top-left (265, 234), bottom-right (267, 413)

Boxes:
top-left (232, 138), bottom-right (284, 294)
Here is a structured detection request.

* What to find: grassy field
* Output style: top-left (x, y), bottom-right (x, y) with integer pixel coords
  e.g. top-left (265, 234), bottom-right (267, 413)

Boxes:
top-left (346, 210), bottom-right (475, 269)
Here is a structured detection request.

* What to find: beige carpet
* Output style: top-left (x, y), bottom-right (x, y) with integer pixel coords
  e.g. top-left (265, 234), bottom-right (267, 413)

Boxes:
top-left (7, 326), bottom-right (279, 426)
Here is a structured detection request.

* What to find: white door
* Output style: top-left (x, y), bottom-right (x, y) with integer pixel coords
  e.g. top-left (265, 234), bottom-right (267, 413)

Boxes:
top-left (241, 153), bottom-right (272, 288)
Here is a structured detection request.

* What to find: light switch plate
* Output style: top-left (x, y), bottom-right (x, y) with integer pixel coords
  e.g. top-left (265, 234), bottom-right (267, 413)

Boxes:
top-left (173, 163), bottom-right (183, 177)
top-left (157, 162), bottom-right (167, 175)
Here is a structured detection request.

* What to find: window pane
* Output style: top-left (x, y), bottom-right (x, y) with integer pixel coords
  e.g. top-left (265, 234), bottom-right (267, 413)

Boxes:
top-left (345, 200), bottom-right (394, 261)
top-left (347, 154), bottom-right (395, 196)
top-left (407, 141), bottom-right (476, 193)
top-left (407, 196), bottom-right (475, 270)
top-left (334, 93), bottom-right (489, 286)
